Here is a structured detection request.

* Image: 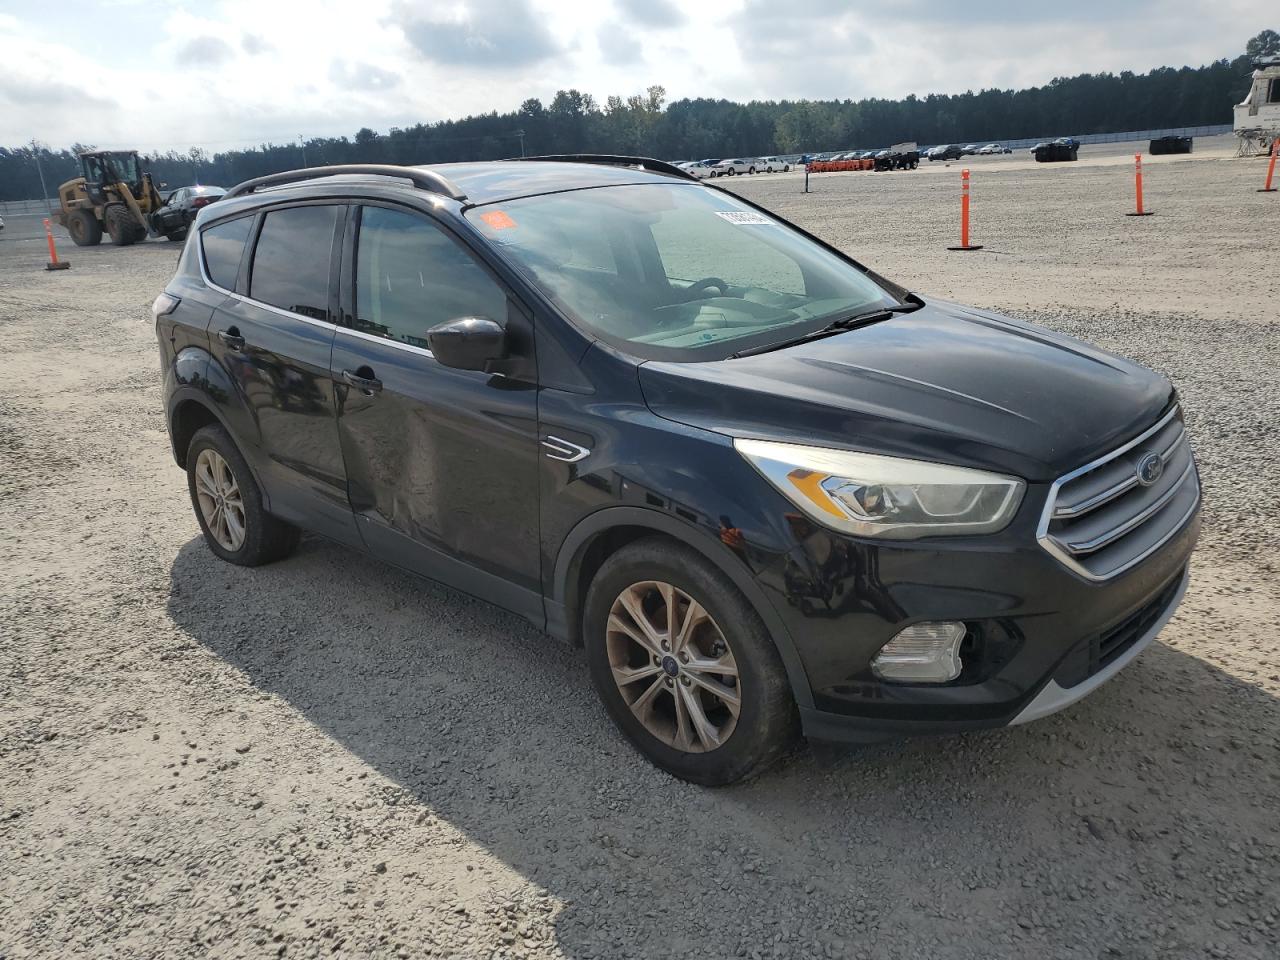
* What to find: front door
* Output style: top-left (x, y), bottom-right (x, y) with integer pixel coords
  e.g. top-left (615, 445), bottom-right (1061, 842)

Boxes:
top-left (331, 203), bottom-right (542, 624)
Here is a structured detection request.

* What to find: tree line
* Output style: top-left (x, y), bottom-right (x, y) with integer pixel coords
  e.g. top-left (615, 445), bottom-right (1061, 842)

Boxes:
top-left (1, 32), bottom-right (1274, 202)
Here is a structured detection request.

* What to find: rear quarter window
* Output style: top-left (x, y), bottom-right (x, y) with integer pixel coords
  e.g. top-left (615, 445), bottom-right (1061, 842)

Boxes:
top-left (201, 215), bottom-right (254, 291)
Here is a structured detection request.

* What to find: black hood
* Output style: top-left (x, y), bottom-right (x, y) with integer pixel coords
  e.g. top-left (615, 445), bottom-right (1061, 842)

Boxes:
top-left (638, 301), bottom-right (1173, 481)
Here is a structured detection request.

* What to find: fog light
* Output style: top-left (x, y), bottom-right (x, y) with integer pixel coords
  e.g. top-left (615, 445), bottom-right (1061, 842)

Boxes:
top-left (872, 621), bottom-right (965, 683)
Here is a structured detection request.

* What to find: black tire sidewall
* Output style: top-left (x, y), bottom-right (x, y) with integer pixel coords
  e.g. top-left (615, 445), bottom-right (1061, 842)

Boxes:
top-left (583, 538), bottom-right (796, 786)
top-left (68, 211), bottom-right (102, 246)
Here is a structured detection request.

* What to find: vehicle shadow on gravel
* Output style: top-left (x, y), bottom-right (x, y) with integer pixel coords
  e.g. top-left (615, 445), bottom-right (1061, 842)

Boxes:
top-left (167, 534), bottom-right (1280, 958)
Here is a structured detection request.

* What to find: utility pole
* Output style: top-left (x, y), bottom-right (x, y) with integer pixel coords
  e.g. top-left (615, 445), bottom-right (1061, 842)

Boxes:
top-left (515, 129), bottom-right (526, 157)
top-left (30, 139), bottom-right (52, 213)
top-left (300, 135), bottom-right (308, 167)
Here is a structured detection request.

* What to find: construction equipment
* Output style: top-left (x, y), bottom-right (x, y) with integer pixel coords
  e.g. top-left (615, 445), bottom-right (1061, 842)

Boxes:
top-left (53, 150), bottom-right (167, 246)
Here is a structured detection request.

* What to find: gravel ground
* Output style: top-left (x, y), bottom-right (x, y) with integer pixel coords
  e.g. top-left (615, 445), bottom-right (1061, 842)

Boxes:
top-left (2, 140), bottom-right (1279, 960)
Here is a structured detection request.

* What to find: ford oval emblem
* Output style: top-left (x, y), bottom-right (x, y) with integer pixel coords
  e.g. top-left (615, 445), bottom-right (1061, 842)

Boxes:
top-left (1136, 452), bottom-right (1164, 487)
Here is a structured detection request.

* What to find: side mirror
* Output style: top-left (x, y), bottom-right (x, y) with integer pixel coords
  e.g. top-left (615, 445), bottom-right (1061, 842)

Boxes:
top-left (426, 316), bottom-right (506, 372)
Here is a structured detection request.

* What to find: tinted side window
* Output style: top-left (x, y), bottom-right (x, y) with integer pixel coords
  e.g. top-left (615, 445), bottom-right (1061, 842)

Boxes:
top-left (250, 206), bottom-right (340, 321)
top-left (201, 215), bottom-right (254, 291)
top-left (354, 206), bottom-right (507, 349)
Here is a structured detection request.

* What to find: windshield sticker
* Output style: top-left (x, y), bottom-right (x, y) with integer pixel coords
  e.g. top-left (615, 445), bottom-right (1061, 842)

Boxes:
top-left (479, 210), bottom-right (517, 230)
top-left (715, 211), bottom-right (773, 225)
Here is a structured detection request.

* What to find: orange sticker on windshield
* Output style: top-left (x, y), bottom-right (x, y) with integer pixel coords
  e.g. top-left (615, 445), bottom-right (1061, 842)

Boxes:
top-left (479, 210), bottom-right (517, 230)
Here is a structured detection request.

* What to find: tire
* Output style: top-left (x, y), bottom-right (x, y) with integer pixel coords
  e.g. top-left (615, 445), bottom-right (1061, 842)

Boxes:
top-left (67, 210), bottom-right (103, 247)
top-left (104, 204), bottom-right (147, 246)
top-left (748, 167), bottom-right (756, 174)
top-left (583, 537), bottom-right (799, 785)
top-left (783, 165), bottom-right (790, 172)
top-left (165, 227), bottom-right (188, 242)
top-left (186, 424), bottom-right (300, 566)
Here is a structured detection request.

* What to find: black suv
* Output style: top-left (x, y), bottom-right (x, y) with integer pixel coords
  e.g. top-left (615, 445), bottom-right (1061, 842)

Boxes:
top-left (154, 157), bottom-right (1199, 784)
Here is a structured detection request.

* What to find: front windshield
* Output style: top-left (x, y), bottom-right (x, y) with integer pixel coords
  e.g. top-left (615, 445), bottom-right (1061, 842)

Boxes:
top-left (467, 183), bottom-right (897, 361)
top-left (96, 152), bottom-right (142, 182)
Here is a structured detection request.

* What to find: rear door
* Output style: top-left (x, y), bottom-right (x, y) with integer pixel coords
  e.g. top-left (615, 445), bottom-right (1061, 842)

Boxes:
top-left (331, 202), bottom-right (542, 622)
top-left (205, 202), bottom-right (358, 543)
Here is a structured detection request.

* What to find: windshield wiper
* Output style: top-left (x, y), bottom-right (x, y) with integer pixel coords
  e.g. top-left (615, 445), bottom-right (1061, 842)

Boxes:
top-left (729, 299), bottom-right (922, 359)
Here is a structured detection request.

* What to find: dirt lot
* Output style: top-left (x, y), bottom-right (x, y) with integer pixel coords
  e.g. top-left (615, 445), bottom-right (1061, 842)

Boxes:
top-left (2, 140), bottom-right (1279, 960)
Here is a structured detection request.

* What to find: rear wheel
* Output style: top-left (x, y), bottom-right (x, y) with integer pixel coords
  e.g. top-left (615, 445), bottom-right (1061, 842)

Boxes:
top-left (105, 204), bottom-right (147, 246)
top-left (164, 227), bottom-right (188, 242)
top-left (584, 537), bottom-right (798, 785)
top-left (186, 424), bottom-right (300, 566)
top-left (67, 210), bottom-right (103, 246)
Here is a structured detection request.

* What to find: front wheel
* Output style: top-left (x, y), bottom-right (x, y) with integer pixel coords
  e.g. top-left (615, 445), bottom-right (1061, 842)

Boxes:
top-left (67, 210), bottom-right (103, 246)
top-left (105, 204), bottom-right (146, 246)
top-left (186, 424), bottom-right (299, 566)
top-left (584, 538), bottom-right (798, 785)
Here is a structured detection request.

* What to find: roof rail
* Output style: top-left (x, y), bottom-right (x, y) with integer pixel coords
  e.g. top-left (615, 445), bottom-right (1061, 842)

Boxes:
top-left (223, 164), bottom-right (467, 201)
top-left (506, 154), bottom-right (696, 182)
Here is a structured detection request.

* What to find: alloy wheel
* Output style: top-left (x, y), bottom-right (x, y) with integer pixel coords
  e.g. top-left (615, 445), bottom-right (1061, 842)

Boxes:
top-left (606, 580), bottom-right (741, 753)
top-left (194, 448), bottom-right (246, 551)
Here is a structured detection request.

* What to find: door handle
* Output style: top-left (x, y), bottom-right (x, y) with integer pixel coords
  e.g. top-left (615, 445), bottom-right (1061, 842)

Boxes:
top-left (342, 368), bottom-right (383, 395)
top-left (218, 328), bottom-right (245, 351)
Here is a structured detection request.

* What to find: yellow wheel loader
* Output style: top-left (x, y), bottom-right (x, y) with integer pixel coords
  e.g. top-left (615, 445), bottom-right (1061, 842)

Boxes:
top-left (53, 150), bottom-right (167, 247)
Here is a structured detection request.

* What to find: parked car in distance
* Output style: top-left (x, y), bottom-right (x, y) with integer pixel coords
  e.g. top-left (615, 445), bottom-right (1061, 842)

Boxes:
top-left (149, 185), bottom-right (226, 240)
top-left (1149, 136), bottom-right (1192, 155)
top-left (1031, 137), bottom-right (1081, 162)
top-left (977, 143), bottom-right (1010, 155)
top-left (757, 156), bottom-right (791, 172)
top-left (961, 144), bottom-right (980, 156)
top-left (710, 158), bottom-right (755, 176)
top-left (0, 214), bottom-right (5, 231)
top-left (926, 144), bottom-right (964, 161)
top-left (679, 161), bottom-right (714, 179)
top-left (155, 157), bottom-right (1201, 786)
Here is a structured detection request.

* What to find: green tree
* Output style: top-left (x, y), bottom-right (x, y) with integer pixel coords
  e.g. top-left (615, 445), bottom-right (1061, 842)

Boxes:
top-left (1246, 29), bottom-right (1279, 59)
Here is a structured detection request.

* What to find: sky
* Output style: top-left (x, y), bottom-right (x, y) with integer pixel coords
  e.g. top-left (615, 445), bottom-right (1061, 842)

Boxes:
top-left (0, 0), bottom-right (1271, 152)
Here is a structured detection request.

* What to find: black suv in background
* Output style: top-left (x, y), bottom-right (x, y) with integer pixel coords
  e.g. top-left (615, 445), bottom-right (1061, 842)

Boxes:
top-left (154, 158), bottom-right (1199, 784)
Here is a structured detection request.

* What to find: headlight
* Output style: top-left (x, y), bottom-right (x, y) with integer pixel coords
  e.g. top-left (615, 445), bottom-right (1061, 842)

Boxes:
top-left (734, 439), bottom-right (1024, 540)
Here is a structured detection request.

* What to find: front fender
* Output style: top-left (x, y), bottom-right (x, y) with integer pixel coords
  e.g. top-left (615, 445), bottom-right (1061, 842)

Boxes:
top-left (549, 505), bottom-right (815, 711)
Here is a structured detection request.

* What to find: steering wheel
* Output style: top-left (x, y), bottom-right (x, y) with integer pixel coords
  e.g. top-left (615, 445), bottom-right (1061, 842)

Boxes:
top-left (683, 276), bottom-right (730, 300)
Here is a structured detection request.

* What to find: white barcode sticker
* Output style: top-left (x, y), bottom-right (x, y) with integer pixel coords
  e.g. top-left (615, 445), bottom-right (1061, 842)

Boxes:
top-left (715, 211), bottom-right (773, 225)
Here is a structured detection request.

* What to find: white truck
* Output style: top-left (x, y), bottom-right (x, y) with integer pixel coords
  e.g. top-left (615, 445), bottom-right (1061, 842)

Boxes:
top-left (1235, 54), bottom-right (1280, 155)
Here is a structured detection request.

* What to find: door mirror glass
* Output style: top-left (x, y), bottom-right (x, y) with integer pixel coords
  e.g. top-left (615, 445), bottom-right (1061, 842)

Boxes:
top-left (427, 317), bottom-right (506, 371)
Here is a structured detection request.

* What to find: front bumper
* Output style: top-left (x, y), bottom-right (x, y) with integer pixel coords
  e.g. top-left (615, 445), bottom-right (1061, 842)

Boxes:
top-left (1009, 568), bottom-right (1186, 725)
top-left (798, 563), bottom-right (1190, 743)
top-left (769, 491), bottom-right (1199, 745)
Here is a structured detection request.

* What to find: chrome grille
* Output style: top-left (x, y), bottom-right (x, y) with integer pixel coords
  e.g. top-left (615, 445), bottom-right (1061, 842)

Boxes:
top-left (1038, 407), bottom-right (1199, 581)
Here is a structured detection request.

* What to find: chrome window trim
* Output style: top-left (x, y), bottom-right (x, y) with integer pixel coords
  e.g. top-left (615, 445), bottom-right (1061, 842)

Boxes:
top-left (1036, 405), bottom-right (1198, 582)
top-left (336, 325), bottom-right (436, 360)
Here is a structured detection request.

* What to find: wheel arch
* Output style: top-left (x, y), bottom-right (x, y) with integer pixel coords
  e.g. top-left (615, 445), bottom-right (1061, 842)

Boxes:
top-left (166, 386), bottom-right (272, 513)
top-left (549, 506), bottom-right (815, 710)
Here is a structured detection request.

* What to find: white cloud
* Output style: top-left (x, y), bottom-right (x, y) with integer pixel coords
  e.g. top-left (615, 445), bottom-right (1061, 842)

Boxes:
top-left (0, 0), bottom-right (1271, 151)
